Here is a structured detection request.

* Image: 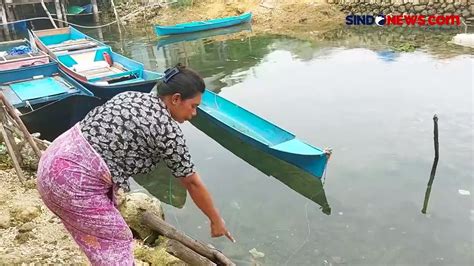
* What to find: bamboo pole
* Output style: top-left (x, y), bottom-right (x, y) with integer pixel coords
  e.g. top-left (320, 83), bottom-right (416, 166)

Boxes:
top-left (0, 93), bottom-right (41, 158)
top-left (421, 115), bottom-right (439, 214)
top-left (142, 212), bottom-right (235, 266)
top-left (40, 0), bottom-right (58, 28)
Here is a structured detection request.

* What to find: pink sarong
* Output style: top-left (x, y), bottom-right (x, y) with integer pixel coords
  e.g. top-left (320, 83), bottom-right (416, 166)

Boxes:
top-left (37, 124), bottom-right (133, 265)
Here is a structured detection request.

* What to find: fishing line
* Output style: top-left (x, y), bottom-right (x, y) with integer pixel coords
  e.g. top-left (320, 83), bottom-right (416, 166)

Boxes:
top-left (169, 175), bottom-right (182, 230)
top-left (284, 201), bottom-right (311, 266)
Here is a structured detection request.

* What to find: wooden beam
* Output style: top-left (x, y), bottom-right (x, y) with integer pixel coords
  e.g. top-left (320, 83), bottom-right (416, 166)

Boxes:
top-left (166, 240), bottom-right (216, 266)
top-left (142, 212), bottom-right (235, 266)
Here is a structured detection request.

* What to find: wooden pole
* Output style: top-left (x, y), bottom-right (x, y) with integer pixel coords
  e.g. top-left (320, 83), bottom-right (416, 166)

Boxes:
top-left (110, 0), bottom-right (122, 36)
top-left (166, 239), bottom-right (216, 266)
top-left (91, 0), bottom-right (99, 22)
top-left (40, 0), bottom-right (58, 28)
top-left (60, 0), bottom-right (68, 25)
top-left (0, 93), bottom-right (42, 158)
top-left (142, 212), bottom-right (235, 266)
top-left (0, 118), bottom-right (25, 185)
top-left (54, 0), bottom-right (63, 27)
top-left (421, 115), bottom-right (439, 214)
top-left (0, 1), bottom-right (10, 37)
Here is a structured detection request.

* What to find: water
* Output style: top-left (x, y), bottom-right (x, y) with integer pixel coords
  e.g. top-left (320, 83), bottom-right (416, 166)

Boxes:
top-left (5, 22), bottom-right (473, 265)
top-left (124, 26), bottom-right (472, 265)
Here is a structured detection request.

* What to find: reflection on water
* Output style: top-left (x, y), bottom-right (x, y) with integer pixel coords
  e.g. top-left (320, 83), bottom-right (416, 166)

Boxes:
top-left (157, 23), bottom-right (252, 48)
top-left (191, 114), bottom-right (331, 215)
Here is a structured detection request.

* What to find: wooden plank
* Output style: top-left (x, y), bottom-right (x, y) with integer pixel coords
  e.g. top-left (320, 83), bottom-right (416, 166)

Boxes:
top-left (33, 27), bottom-right (69, 37)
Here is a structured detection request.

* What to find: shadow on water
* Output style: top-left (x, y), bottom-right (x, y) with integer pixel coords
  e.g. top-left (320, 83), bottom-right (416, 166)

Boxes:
top-left (133, 161), bottom-right (188, 209)
top-left (190, 113), bottom-right (332, 215)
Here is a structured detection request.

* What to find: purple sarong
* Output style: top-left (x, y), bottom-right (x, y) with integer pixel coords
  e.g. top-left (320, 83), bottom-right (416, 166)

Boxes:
top-left (37, 124), bottom-right (133, 265)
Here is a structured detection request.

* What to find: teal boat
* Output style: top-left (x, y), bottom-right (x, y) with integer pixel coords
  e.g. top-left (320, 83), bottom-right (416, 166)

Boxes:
top-left (31, 27), bottom-right (162, 100)
top-left (0, 62), bottom-right (102, 140)
top-left (155, 12), bottom-right (252, 36)
top-left (198, 90), bottom-right (331, 178)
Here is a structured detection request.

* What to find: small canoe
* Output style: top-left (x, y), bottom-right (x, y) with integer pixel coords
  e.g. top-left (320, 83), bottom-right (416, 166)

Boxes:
top-left (0, 39), bottom-right (49, 71)
top-left (0, 62), bottom-right (102, 140)
top-left (198, 90), bottom-right (331, 178)
top-left (155, 12), bottom-right (252, 36)
top-left (31, 27), bottom-right (162, 100)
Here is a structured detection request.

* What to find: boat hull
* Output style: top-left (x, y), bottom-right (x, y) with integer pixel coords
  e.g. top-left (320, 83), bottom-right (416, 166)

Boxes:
top-left (197, 90), bottom-right (329, 178)
top-left (20, 95), bottom-right (102, 141)
top-left (155, 12), bottom-right (252, 36)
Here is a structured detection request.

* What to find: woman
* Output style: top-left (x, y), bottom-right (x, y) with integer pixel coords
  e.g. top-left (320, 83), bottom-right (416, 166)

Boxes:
top-left (37, 64), bottom-right (234, 265)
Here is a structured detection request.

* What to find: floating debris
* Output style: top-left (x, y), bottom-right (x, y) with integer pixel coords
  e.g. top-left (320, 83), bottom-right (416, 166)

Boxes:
top-left (458, 189), bottom-right (471, 196)
top-left (249, 248), bottom-right (265, 258)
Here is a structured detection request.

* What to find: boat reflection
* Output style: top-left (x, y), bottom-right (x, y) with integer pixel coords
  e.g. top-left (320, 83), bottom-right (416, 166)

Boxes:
top-left (157, 23), bottom-right (252, 49)
top-left (191, 113), bottom-right (331, 215)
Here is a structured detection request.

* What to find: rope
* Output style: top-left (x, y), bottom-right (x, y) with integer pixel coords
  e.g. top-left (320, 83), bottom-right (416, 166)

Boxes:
top-left (0, 3), bottom-right (163, 29)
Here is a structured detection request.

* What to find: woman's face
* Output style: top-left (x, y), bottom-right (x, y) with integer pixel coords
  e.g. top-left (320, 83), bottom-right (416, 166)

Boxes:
top-left (169, 92), bottom-right (202, 123)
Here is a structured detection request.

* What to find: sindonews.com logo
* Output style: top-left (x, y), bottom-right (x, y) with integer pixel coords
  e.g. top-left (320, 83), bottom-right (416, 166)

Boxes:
top-left (346, 14), bottom-right (461, 26)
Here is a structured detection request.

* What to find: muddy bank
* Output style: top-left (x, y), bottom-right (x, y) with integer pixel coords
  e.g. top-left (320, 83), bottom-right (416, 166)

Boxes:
top-left (114, 0), bottom-right (345, 41)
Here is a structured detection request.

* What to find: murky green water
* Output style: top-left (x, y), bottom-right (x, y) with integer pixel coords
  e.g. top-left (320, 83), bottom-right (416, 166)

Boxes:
top-left (87, 25), bottom-right (473, 265)
top-left (7, 21), bottom-right (473, 265)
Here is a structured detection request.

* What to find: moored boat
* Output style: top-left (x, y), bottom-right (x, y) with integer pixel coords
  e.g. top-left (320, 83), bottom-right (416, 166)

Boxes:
top-left (197, 90), bottom-right (331, 178)
top-left (0, 62), bottom-right (102, 140)
top-left (0, 39), bottom-right (49, 71)
top-left (31, 27), bottom-right (162, 100)
top-left (155, 12), bottom-right (252, 36)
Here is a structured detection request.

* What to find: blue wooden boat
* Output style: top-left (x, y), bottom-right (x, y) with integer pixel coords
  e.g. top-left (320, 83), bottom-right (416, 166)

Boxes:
top-left (0, 39), bottom-right (49, 71)
top-left (31, 27), bottom-right (162, 100)
top-left (0, 62), bottom-right (102, 140)
top-left (155, 12), bottom-right (252, 36)
top-left (198, 90), bottom-right (331, 178)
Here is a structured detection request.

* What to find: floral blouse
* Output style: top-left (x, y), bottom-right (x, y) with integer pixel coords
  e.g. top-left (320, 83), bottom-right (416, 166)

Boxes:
top-left (80, 91), bottom-right (195, 191)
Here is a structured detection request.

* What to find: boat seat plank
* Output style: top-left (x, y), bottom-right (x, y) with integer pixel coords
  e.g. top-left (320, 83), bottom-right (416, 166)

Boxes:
top-left (0, 85), bottom-right (22, 106)
top-left (9, 77), bottom-right (72, 101)
top-left (270, 139), bottom-right (323, 156)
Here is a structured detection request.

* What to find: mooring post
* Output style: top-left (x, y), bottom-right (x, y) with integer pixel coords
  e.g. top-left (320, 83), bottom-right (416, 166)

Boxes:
top-left (91, 0), bottom-right (99, 22)
top-left (0, 1), bottom-right (10, 37)
top-left (60, 0), bottom-right (68, 25)
top-left (54, 0), bottom-right (63, 27)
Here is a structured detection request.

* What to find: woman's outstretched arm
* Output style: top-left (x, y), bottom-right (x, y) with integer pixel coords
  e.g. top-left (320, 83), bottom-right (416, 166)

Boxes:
top-left (179, 172), bottom-right (235, 242)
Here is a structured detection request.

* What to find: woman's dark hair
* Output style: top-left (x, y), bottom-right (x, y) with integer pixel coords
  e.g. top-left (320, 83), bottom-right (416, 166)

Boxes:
top-left (157, 63), bottom-right (205, 99)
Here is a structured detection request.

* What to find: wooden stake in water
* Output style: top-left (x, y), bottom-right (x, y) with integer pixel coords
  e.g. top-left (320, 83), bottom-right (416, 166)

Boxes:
top-left (421, 115), bottom-right (439, 214)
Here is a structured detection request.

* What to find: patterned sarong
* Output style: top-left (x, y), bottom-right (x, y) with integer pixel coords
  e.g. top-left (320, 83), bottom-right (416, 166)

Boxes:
top-left (37, 124), bottom-right (133, 265)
